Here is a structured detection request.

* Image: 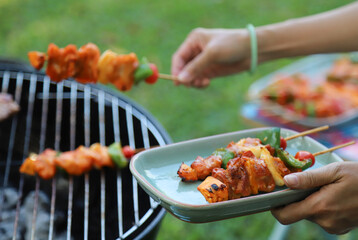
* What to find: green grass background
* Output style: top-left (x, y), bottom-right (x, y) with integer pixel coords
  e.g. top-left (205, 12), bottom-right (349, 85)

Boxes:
top-left (1, 0), bottom-right (357, 239)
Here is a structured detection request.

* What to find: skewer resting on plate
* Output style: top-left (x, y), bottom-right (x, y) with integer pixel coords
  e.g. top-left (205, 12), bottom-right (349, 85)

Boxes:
top-left (284, 125), bottom-right (329, 141)
top-left (195, 138), bottom-right (355, 204)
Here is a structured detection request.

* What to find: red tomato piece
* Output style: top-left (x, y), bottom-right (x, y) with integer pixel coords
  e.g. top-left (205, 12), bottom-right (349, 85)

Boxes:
top-left (280, 137), bottom-right (287, 150)
top-left (145, 64), bottom-right (159, 84)
top-left (122, 145), bottom-right (136, 159)
top-left (295, 151), bottom-right (315, 166)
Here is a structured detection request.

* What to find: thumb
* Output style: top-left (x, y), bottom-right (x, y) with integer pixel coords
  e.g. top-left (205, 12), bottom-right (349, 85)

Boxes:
top-left (178, 51), bottom-right (211, 83)
top-left (284, 163), bottom-right (340, 189)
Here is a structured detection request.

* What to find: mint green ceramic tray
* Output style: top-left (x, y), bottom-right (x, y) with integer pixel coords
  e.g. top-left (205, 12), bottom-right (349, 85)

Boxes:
top-left (130, 127), bottom-right (343, 223)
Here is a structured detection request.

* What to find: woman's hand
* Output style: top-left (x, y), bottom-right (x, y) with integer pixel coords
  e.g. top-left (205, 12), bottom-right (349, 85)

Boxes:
top-left (171, 28), bottom-right (251, 88)
top-left (271, 162), bottom-right (358, 235)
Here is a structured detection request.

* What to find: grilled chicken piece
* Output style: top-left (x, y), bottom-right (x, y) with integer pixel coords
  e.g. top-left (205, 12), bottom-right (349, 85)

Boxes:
top-left (74, 146), bottom-right (98, 172)
top-left (33, 149), bottom-right (57, 180)
top-left (55, 151), bottom-right (81, 175)
top-left (56, 143), bottom-right (114, 175)
top-left (212, 151), bottom-right (275, 200)
top-left (112, 53), bottom-right (138, 91)
top-left (209, 149), bottom-right (290, 202)
top-left (74, 43), bottom-right (100, 84)
top-left (90, 143), bottom-right (114, 168)
top-left (46, 43), bottom-right (78, 82)
top-left (55, 145), bottom-right (103, 176)
top-left (19, 153), bottom-right (37, 176)
top-left (177, 163), bottom-right (198, 182)
top-left (225, 156), bottom-right (252, 198)
top-left (177, 155), bottom-right (222, 181)
top-left (20, 149), bottom-right (57, 180)
top-left (191, 155), bottom-right (222, 180)
top-left (197, 176), bottom-right (228, 203)
top-left (243, 152), bottom-right (275, 194)
top-left (97, 50), bottom-right (138, 91)
top-left (212, 157), bottom-right (252, 199)
top-left (0, 93), bottom-right (20, 122)
top-left (28, 51), bottom-right (47, 70)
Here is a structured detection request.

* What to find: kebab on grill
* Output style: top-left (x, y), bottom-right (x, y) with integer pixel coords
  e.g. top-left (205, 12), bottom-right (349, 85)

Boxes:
top-left (28, 43), bottom-right (160, 91)
top-left (19, 143), bottom-right (136, 180)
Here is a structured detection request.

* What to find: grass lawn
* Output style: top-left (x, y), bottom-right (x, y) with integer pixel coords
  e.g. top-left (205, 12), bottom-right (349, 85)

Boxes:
top-left (1, 0), bottom-right (357, 239)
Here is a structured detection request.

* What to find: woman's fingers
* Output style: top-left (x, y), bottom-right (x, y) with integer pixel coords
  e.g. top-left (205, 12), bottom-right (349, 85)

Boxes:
top-left (171, 28), bottom-right (207, 77)
top-left (284, 162), bottom-right (341, 189)
top-left (271, 197), bottom-right (314, 225)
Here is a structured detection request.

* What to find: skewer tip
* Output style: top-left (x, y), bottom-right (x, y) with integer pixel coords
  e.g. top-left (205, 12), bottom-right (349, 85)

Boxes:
top-left (313, 140), bottom-right (356, 157)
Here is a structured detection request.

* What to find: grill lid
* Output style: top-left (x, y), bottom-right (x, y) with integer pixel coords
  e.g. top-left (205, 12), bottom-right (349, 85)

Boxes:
top-left (0, 61), bottom-right (171, 240)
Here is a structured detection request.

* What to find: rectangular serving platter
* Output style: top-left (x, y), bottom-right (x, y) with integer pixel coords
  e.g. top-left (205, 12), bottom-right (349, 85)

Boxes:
top-left (130, 127), bottom-right (343, 223)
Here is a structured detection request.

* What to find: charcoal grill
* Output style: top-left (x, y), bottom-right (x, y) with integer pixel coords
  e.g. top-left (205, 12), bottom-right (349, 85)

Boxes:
top-left (0, 59), bottom-right (171, 240)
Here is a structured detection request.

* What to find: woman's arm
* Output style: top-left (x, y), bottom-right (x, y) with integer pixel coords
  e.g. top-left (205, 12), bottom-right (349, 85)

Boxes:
top-left (257, 1), bottom-right (358, 63)
top-left (171, 2), bottom-right (358, 87)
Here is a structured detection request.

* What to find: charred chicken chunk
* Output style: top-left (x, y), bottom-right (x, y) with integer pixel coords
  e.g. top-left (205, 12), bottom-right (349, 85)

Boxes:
top-left (74, 43), bottom-right (100, 84)
top-left (197, 176), bottom-right (228, 203)
top-left (28, 51), bottom-right (47, 70)
top-left (177, 155), bottom-right (222, 182)
top-left (177, 163), bottom-right (198, 182)
top-left (46, 43), bottom-right (77, 82)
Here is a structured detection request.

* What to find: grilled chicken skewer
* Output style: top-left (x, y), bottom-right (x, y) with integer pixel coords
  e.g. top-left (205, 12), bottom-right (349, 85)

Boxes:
top-left (178, 126), bottom-right (329, 182)
top-left (197, 140), bottom-right (355, 203)
top-left (28, 43), bottom-right (178, 91)
top-left (19, 143), bottom-right (132, 180)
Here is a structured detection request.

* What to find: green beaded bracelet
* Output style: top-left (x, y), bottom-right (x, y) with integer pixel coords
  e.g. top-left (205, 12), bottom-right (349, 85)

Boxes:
top-left (246, 24), bottom-right (258, 74)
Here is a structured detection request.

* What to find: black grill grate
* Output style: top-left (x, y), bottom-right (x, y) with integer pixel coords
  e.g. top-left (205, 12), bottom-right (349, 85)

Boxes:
top-left (0, 63), bottom-right (171, 240)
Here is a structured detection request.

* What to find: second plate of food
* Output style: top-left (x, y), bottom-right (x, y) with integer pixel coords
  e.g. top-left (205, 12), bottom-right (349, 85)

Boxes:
top-left (247, 53), bottom-right (358, 127)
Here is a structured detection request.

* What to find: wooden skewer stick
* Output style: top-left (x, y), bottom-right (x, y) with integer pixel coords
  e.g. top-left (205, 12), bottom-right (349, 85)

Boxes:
top-left (158, 73), bottom-right (180, 81)
top-left (313, 141), bottom-right (356, 157)
top-left (132, 125), bottom-right (331, 155)
top-left (285, 125), bottom-right (329, 141)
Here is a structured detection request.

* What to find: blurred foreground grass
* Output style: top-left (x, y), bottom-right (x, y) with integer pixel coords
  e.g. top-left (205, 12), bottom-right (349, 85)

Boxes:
top-left (1, 0), bottom-right (356, 239)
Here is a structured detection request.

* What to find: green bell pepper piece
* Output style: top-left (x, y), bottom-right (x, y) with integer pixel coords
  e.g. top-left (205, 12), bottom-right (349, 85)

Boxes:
top-left (294, 100), bottom-right (304, 112)
top-left (108, 142), bottom-right (128, 168)
top-left (134, 57), bottom-right (153, 83)
top-left (276, 148), bottom-right (312, 170)
top-left (257, 127), bottom-right (281, 150)
top-left (306, 102), bottom-right (316, 117)
top-left (213, 148), bottom-right (235, 169)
